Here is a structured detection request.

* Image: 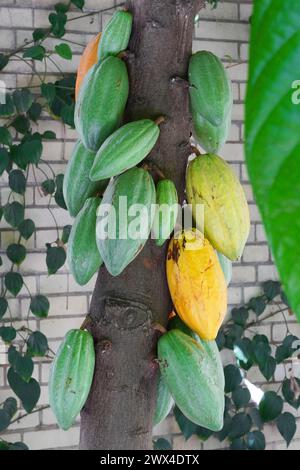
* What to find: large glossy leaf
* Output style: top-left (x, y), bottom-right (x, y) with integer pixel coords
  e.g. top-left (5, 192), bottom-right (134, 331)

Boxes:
top-left (245, 1), bottom-right (300, 320)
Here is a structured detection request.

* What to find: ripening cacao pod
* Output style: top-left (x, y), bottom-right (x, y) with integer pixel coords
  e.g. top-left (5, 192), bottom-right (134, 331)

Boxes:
top-left (90, 119), bottom-right (160, 181)
top-left (152, 179), bottom-right (178, 247)
top-left (49, 329), bottom-right (95, 430)
top-left (63, 140), bottom-right (108, 217)
top-left (74, 56), bottom-right (129, 152)
top-left (154, 372), bottom-right (174, 426)
top-left (217, 251), bottom-right (232, 286)
top-left (97, 167), bottom-right (156, 276)
top-left (67, 197), bottom-right (102, 285)
top-left (98, 10), bottom-right (133, 61)
top-left (75, 32), bottom-right (101, 99)
top-left (189, 51), bottom-right (232, 127)
top-left (158, 329), bottom-right (224, 431)
top-left (166, 229), bottom-right (227, 340)
top-left (186, 154), bottom-right (250, 260)
top-left (192, 106), bottom-right (230, 153)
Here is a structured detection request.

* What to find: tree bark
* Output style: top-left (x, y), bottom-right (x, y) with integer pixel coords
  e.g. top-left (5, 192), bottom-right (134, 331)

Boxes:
top-left (80, 0), bottom-right (202, 450)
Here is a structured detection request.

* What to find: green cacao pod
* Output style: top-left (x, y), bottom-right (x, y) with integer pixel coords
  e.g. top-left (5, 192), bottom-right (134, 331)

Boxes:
top-left (152, 179), bottom-right (178, 247)
top-left (74, 56), bottom-right (129, 152)
top-left (98, 11), bottom-right (133, 61)
top-left (186, 154), bottom-right (250, 260)
top-left (90, 119), bottom-right (160, 181)
top-left (189, 51), bottom-right (232, 127)
top-left (96, 167), bottom-right (156, 276)
top-left (49, 329), bottom-right (95, 430)
top-left (67, 197), bottom-right (102, 285)
top-left (63, 140), bottom-right (108, 217)
top-left (192, 107), bottom-right (230, 154)
top-left (158, 329), bottom-right (224, 431)
top-left (217, 251), bottom-right (232, 286)
top-left (154, 372), bottom-right (174, 426)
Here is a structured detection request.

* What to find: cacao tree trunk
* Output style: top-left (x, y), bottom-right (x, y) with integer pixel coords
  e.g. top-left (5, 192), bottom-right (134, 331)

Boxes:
top-left (79, 0), bottom-right (203, 450)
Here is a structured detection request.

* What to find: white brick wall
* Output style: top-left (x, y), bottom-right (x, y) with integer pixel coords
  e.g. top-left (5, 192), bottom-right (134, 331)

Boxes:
top-left (1, 0), bottom-right (300, 451)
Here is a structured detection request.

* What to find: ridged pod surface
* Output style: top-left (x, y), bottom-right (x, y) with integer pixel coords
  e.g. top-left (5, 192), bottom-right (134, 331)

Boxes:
top-left (217, 251), bottom-right (232, 286)
top-left (192, 107), bottom-right (230, 153)
top-left (90, 119), bottom-right (160, 181)
top-left (67, 197), bottom-right (102, 285)
top-left (49, 329), bottom-right (95, 430)
top-left (186, 154), bottom-right (250, 260)
top-left (63, 140), bottom-right (108, 217)
top-left (189, 51), bottom-right (232, 127)
top-left (75, 32), bottom-right (101, 99)
top-left (74, 56), bottom-right (129, 152)
top-left (158, 329), bottom-right (224, 431)
top-left (166, 229), bottom-right (227, 340)
top-left (98, 11), bottom-right (133, 61)
top-left (154, 372), bottom-right (174, 426)
top-left (152, 179), bottom-right (178, 247)
top-left (97, 167), bottom-right (156, 276)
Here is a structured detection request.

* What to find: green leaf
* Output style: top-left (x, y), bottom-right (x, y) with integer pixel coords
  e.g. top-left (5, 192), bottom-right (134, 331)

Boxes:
top-left (4, 202), bottom-right (24, 228)
top-left (8, 345), bottom-right (19, 367)
top-left (0, 127), bottom-right (12, 146)
top-left (55, 43), bottom-right (72, 60)
top-left (282, 378), bottom-right (300, 409)
top-left (30, 295), bottom-right (50, 318)
top-left (216, 329), bottom-right (226, 350)
top-left (263, 280), bottom-right (281, 300)
top-left (41, 83), bottom-right (56, 104)
top-left (62, 224), bottom-right (72, 244)
top-left (259, 356), bottom-right (276, 381)
top-left (216, 415), bottom-right (232, 442)
top-left (196, 425), bottom-right (214, 441)
top-left (0, 441), bottom-right (9, 450)
top-left (49, 12), bottom-right (67, 38)
top-left (277, 412), bottom-right (296, 447)
top-left (225, 324), bottom-right (244, 349)
top-left (0, 410), bottom-right (11, 433)
top-left (259, 392), bottom-right (283, 422)
top-left (12, 89), bottom-right (34, 113)
top-left (41, 179), bottom-right (55, 195)
top-left (233, 338), bottom-right (254, 370)
top-left (61, 103), bottom-right (75, 127)
top-left (46, 245), bottom-right (66, 275)
top-left (11, 115), bottom-right (30, 134)
top-left (275, 335), bottom-right (300, 363)
top-left (0, 95), bottom-right (16, 117)
top-left (0, 53), bottom-right (9, 71)
top-left (28, 102), bottom-right (42, 122)
top-left (224, 364), bottom-right (242, 393)
top-left (249, 408), bottom-right (263, 431)
top-left (9, 169), bottom-right (26, 194)
top-left (4, 272), bottom-right (23, 296)
top-left (230, 438), bottom-right (247, 450)
top-left (246, 431), bottom-right (266, 450)
top-left (7, 244), bottom-right (26, 265)
top-left (245, 2), bottom-right (300, 322)
top-left (32, 28), bottom-right (48, 42)
top-left (42, 130), bottom-right (56, 139)
top-left (0, 297), bottom-right (8, 319)
top-left (174, 406), bottom-right (198, 440)
top-left (20, 137), bottom-right (43, 165)
top-left (7, 367), bottom-right (40, 413)
top-left (71, 0), bottom-right (84, 9)
top-left (54, 173), bottom-right (67, 209)
top-left (27, 331), bottom-right (48, 357)
top-left (248, 296), bottom-right (266, 316)
top-left (9, 442), bottom-right (29, 450)
top-left (14, 355), bottom-right (34, 383)
top-left (231, 307), bottom-right (248, 327)
top-left (232, 387), bottom-right (251, 409)
top-left (0, 148), bottom-right (9, 175)
top-left (3, 397), bottom-right (17, 419)
top-left (153, 438), bottom-right (172, 450)
top-left (55, 2), bottom-right (70, 13)
top-left (228, 413), bottom-right (252, 440)
top-left (19, 219), bottom-right (35, 240)
top-left (253, 340), bottom-right (271, 366)
top-left (0, 326), bottom-right (16, 342)
top-left (23, 45), bottom-right (46, 61)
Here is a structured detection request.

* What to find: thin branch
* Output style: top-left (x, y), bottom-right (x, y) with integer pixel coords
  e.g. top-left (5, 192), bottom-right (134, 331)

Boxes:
top-left (9, 405), bottom-right (50, 425)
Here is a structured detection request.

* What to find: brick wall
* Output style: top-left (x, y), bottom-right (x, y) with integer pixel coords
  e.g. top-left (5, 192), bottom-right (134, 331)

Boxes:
top-left (0, 0), bottom-right (299, 450)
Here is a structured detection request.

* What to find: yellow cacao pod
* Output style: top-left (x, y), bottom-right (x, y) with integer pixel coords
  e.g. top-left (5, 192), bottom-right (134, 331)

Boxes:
top-left (166, 229), bottom-right (227, 340)
top-left (186, 154), bottom-right (250, 260)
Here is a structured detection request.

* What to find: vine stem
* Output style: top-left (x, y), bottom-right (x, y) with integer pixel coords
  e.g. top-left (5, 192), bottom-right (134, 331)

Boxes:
top-left (9, 405), bottom-right (50, 425)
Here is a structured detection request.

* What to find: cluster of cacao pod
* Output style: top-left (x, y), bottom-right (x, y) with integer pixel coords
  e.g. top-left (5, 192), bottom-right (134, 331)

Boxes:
top-left (157, 51), bottom-right (250, 431)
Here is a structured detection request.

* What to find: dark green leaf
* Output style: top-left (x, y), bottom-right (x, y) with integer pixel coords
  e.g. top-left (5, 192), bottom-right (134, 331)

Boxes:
top-left (0, 297), bottom-right (8, 319)
top-left (217, 415), bottom-right (232, 442)
top-left (7, 244), bottom-right (26, 265)
top-left (224, 364), bottom-right (242, 393)
top-left (30, 295), bottom-right (50, 318)
top-left (277, 412), bottom-right (296, 447)
top-left (19, 219), bottom-right (35, 240)
top-left (0, 95), bottom-right (16, 117)
top-left (10, 145), bottom-right (26, 170)
top-left (9, 169), bottom-right (26, 194)
top-left (61, 103), bottom-right (75, 127)
top-left (253, 340), bottom-right (271, 366)
top-left (282, 378), bottom-right (300, 409)
top-left (41, 83), bottom-right (56, 104)
top-left (0, 127), bottom-right (12, 146)
top-left (248, 296), bottom-right (266, 316)
top-left (0, 53), bottom-right (9, 71)
top-left (225, 324), bottom-right (244, 349)
top-left (196, 425), bottom-right (214, 441)
top-left (46, 245), bottom-right (66, 275)
top-left (12, 89), bottom-right (34, 113)
top-left (55, 43), bottom-right (72, 60)
top-left (0, 326), bottom-right (16, 342)
top-left (49, 12), bottom-right (67, 38)
top-left (259, 356), bottom-right (276, 381)
top-left (275, 335), bottom-right (300, 363)
top-left (263, 281), bottom-right (281, 300)
top-left (246, 431), bottom-right (265, 450)
top-left (153, 438), bottom-right (172, 450)
top-left (174, 406), bottom-right (198, 440)
top-left (230, 438), bottom-right (247, 450)
top-left (216, 329), bottom-right (226, 350)
top-left (27, 331), bottom-right (48, 357)
top-left (28, 102), bottom-right (42, 122)
top-left (7, 367), bottom-right (40, 413)
top-left (0, 441), bottom-right (9, 450)
top-left (11, 115), bottom-right (30, 134)
top-left (4, 202), bottom-right (24, 228)
top-left (62, 224), bottom-right (72, 244)
top-left (233, 338), bottom-right (254, 370)
top-left (232, 307), bottom-right (249, 327)
top-left (8, 345), bottom-right (19, 367)
top-left (23, 45), bottom-right (46, 61)
top-left (259, 392), bottom-right (283, 422)
top-left (0, 410), bottom-right (10, 433)
top-left (42, 130), bottom-right (56, 139)
top-left (9, 442), bottom-right (29, 451)
top-left (232, 387), bottom-right (251, 409)
top-left (253, 334), bottom-right (270, 347)
top-left (54, 173), bottom-right (67, 209)
top-left (32, 28), bottom-right (48, 41)
top-left (20, 138), bottom-right (43, 165)
top-left (71, 0), bottom-right (84, 9)
top-left (55, 2), bottom-right (69, 13)
top-left (4, 272), bottom-right (23, 296)
top-left (14, 355), bottom-right (34, 383)
top-left (228, 413), bottom-right (252, 440)
top-left (0, 148), bottom-right (9, 175)
top-left (41, 179), bottom-right (55, 195)
top-left (3, 397), bottom-right (17, 419)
